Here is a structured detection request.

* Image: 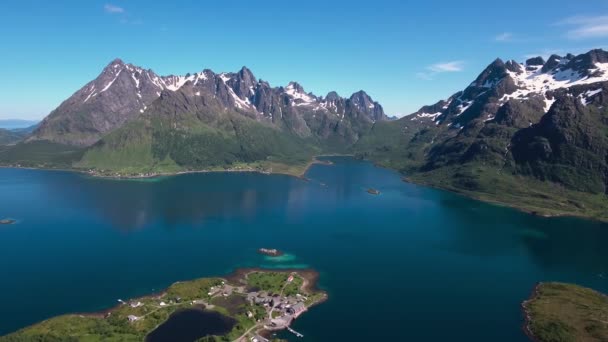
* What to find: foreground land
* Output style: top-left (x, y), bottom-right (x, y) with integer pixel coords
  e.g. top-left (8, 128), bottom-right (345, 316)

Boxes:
top-left (523, 282), bottom-right (608, 342)
top-left (0, 269), bottom-right (326, 342)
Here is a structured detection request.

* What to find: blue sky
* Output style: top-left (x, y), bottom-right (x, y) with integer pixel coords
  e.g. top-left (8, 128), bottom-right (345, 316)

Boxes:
top-left (1, 0), bottom-right (608, 120)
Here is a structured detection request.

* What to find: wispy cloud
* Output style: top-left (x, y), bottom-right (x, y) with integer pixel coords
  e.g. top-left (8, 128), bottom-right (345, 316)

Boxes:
top-left (103, 3), bottom-right (143, 25)
top-left (104, 4), bottom-right (125, 14)
top-left (558, 15), bottom-right (608, 39)
top-left (495, 32), bottom-right (513, 42)
top-left (417, 61), bottom-right (464, 80)
top-left (428, 61), bottom-right (464, 72)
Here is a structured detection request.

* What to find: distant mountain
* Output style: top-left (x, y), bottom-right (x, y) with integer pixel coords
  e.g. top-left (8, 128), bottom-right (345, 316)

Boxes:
top-left (0, 119), bottom-right (39, 130)
top-left (6, 50), bottom-right (608, 220)
top-left (30, 59), bottom-right (386, 147)
top-left (5, 58), bottom-right (386, 173)
top-left (356, 48), bottom-right (608, 220)
top-left (0, 129), bottom-right (26, 145)
top-left (0, 121), bottom-right (38, 145)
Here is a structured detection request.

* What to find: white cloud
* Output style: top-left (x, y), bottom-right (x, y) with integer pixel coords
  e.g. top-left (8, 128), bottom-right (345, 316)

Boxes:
top-left (416, 61), bottom-right (464, 80)
top-left (495, 32), bottom-right (513, 42)
top-left (428, 61), bottom-right (464, 73)
top-left (558, 15), bottom-right (608, 39)
top-left (104, 4), bottom-right (125, 14)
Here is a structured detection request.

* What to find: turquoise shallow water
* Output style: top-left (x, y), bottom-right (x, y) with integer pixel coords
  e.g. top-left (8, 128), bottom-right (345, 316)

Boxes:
top-left (1, 157), bottom-right (608, 341)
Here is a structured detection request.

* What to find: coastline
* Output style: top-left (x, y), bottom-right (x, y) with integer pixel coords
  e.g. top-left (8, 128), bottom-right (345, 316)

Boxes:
top-left (3, 267), bottom-right (327, 339)
top-left (224, 268), bottom-right (324, 295)
top-left (521, 283), bottom-right (541, 342)
top-left (0, 155), bottom-right (338, 181)
top-left (5, 154), bottom-right (602, 223)
top-left (400, 175), bottom-right (608, 224)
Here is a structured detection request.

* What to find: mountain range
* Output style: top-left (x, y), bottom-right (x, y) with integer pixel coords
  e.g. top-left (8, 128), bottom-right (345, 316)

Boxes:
top-left (2, 49), bottom-right (608, 220)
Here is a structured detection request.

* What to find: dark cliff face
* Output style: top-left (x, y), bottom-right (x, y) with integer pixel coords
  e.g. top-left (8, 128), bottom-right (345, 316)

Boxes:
top-left (30, 60), bottom-right (387, 147)
top-left (511, 90), bottom-right (608, 194)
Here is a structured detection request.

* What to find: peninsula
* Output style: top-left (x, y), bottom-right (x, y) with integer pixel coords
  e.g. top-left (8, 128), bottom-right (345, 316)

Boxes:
top-left (523, 282), bottom-right (608, 342)
top-left (0, 269), bottom-right (327, 342)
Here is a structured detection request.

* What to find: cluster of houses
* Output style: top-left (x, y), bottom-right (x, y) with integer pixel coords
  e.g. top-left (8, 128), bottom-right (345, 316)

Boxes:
top-left (246, 291), bottom-right (308, 330)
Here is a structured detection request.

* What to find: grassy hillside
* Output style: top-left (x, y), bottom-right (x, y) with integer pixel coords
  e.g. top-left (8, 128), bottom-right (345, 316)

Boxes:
top-left (0, 141), bottom-right (85, 168)
top-left (524, 282), bottom-right (608, 342)
top-left (407, 165), bottom-right (608, 221)
top-left (353, 115), bottom-right (608, 222)
top-left (76, 112), bottom-right (318, 176)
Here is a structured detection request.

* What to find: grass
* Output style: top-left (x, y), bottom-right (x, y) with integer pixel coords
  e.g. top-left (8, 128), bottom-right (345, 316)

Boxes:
top-left (0, 270), bottom-right (324, 342)
top-left (246, 272), bottom-right (291, 294)
top-left (0, 141), bottom-right (85, 168)
top-left (524, 282), bottom-right (608, 342)
top-left (406, 165), bottom-right (608, 222)
top-left (1, 276), bottom-right (232, 342)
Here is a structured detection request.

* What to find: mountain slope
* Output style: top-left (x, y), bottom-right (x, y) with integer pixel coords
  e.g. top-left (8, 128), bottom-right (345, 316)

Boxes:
top-left (30, 60), bottom-right (386, 148)
top-left (6, 59), bottom-right (387, 174)
top-left (356, 49), bottom-right (608, 220)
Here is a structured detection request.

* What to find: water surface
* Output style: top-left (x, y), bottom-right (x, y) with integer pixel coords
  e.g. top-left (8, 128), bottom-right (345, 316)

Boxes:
top-left (145, 308), bottom-right (235, 342)
top-left (1, 157), bottom-right (607, 341)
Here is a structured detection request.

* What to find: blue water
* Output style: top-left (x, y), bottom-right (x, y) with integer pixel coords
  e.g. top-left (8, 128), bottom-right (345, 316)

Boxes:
top-left (1, 157), bottom-right (607, 341)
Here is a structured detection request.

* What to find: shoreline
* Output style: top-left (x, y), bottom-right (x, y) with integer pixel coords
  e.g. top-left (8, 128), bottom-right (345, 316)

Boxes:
top-left (521, 283), bottom-right (541, 342)
top-left (5, 155), bottom-right (602, 223)
top-left (4, 267), bottom-right (326, 338)
top-left (401, 175), bottom-right (608, 224)
top-left (224, 267), bottom-right (324, 295)
top-left (0, 154), bottom-right (339, 181)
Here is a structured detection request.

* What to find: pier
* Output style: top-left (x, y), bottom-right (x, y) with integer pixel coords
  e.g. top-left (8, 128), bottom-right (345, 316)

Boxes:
top-left (287, 326), bottom-right (303, 338)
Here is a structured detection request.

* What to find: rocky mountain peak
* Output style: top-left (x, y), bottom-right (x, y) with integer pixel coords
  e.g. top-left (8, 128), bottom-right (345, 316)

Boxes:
top-left (325, 91), bottom-right (341, 102)
top-left (541, 54), bottom-right (564, 73)
top-left (285, 82), bottom-right (305, 94)
top-left (564, 49), bottom-right (608, 76)
top-left (472, 58), bottom-right (509, 88)
top-left (526, 56), bottom-right (545, 66)
top-left (350, 90), bottom-right (373, 105)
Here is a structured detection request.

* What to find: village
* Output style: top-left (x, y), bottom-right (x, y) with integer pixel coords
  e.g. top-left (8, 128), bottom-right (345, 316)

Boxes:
top-left (211, 272), bottom-right (311, 342)
top-left (111, 270), bottom-right (323, 342)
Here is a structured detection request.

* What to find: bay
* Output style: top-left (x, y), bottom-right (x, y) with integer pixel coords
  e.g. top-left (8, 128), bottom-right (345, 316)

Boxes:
top-left (1, 157), bottom-right (607, 341)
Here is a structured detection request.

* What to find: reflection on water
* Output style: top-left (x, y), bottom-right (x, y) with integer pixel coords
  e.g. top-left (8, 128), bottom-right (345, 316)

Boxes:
top-left (41, 172), bottom-right (311, 231)
top-left (2, 158), bottom-right (608, 341)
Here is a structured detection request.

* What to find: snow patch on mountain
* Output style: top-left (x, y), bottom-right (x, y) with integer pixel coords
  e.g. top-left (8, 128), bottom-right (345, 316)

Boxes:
top-left (285, 83), bottom-right (316, 105)
top-left (503, 62), bottom-right (608, 102)
top-left (579, 88), bottom-right (603, 106)
top-left (411, 112), bottom-right (442, 121)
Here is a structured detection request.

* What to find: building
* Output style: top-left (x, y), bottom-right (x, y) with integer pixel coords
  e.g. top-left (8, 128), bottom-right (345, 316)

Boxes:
top-left (289, 303), bottom-right (307, 318)
top-left (127, 315), bottom-right (139, 322)
top-left (129, 301), bottom-right (142, 308)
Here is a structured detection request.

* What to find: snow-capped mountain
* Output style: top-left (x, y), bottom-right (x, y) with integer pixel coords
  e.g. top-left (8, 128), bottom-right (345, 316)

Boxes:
top-left (393, 48), bottom-right (608, 196)
top-left (409, 49), bottom-right (608, 127)
top-left (31, 59), bottom-right (386, 146)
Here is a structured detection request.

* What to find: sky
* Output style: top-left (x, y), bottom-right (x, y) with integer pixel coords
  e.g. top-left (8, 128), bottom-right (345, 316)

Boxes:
top-left (1, 0), bottom-right (608, 120)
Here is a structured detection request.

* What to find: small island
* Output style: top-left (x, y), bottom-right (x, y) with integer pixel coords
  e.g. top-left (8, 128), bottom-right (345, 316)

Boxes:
top-left (0, 218), bottom-right (15, 225)
top-left (257, 248), bottom-right (284, 257)
top-left (367, 188), bottom-right (380, 195)
top-left (0, 269), bottom-right (327, 342)
top-left (523, 282), bottom-right (608, 342)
